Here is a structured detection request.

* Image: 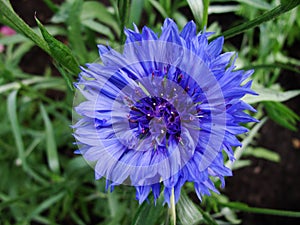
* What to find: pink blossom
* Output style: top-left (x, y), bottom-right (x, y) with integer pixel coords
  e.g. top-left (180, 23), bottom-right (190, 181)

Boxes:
top-left (0, 26), bottom-right (16, 36)
top-left (0, 26), bottom-right (16, 53)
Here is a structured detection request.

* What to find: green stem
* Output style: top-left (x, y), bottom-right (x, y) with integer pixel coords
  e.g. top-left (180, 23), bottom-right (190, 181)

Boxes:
top-left (202, 0), bottom-right (210, 29)
top-left (238, 63), bottom-right (300, 75)
top-left (219, 202), bottom-right (300, 217)
top-left (212, 0), bottom-right (300, 40)
top-left (198, 206), bottom-right (219, 225)
top-left (169, 188), bottom-right (176, 225)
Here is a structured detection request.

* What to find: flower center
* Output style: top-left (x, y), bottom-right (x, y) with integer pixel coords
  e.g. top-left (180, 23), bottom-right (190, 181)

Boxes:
top-left (128, 96), bottom-right (181, 149)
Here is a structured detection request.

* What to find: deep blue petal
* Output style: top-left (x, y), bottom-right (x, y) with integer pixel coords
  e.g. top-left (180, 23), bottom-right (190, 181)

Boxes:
top-left (180, 20), bottom-right (196, 40)
top-left (207, 36), bottom-right (224, 59)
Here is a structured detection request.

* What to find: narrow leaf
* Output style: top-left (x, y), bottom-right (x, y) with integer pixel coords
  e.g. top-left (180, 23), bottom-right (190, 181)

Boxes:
top-left (226, 118), bottom-right (267, 169)
top-left (129, 0), bottom-right (144, 25)
top-left (131, 195), bottom-right (166, 225)
top-left (67, 0), bottom-right (88, 64)
top-left (80, 1), bottom-right (119, 33)
top-left (118, 0), bottom-right (130, 44)
top-left (35, 16), bottom-right (80, 79)
top-left (244, 147), bottom-right (280, 162)
top-left (26, 192), bottom-right (65, 219)
top-left (40, 103), bottom-right (60, 174)
top-left (213, 0), bottom-right (300, 40)
top-left (186, 0), bottom-right (203, 26)
top-left (243, 85), bottom-right (300, 104)
top-left (264, 101), bottom-right (299, 131)
top-left (7, 90), bottom-right (25, 166)
top-left (149, 0), bottom-right (169, 18)
top-left (236, 0), bottom-right (272, 10)
top-left (81, 20), bottom-right (114, 39)
top-left (177, 190), bottom-right (204, 225)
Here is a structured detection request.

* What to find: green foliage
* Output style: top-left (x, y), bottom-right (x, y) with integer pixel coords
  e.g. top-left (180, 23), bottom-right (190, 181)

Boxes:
top-left (0, 0), bottom-right (300, 224)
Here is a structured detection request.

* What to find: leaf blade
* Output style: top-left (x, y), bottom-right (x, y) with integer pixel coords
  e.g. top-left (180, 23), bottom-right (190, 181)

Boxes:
top-left (40, 103), bottom-right (60, 174)
top-left (212, 0), bottom-right (300, 40)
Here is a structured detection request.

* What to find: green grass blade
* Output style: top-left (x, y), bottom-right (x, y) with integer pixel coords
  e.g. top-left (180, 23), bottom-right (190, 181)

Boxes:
top-left (26, 191), bottom-right (66, 220)
top-left (80, 1), bottom-right (119, 34)
top-left (264, 101), bottom-right (299, 131)
top-left (40, 103), bottom-right (60, 174)
top-left (238, 63), bottom-right (300, 76)
top-left (186, 0), bottom-right (203, 26)
top-left (118, 0), bottom-right (130, 44)
top-left (129, 0), bottom-right (144, 26)
top-left (42, 0), bottom-right (59, 12)
top-left (7, 90), bottom-right (26, 167)
top-left (236, 0), bottom-right (272, 10)
top-left (202, 0), bottom-right (210, 29)
top-left (243, 147), bottom-right (280, 162)
top-left (67, 0), bottom-right (88, 64)
top-left (212, 0), bottom-right (300, 40)
top-left (149, 0), bottom-right (169, 18)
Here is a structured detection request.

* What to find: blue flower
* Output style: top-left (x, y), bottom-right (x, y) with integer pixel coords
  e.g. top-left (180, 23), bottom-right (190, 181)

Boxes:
top-left (73, 18), bottom-right (257, 206)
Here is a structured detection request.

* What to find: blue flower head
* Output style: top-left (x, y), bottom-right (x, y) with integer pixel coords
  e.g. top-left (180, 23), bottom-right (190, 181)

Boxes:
top-left (73, 18), bottom-right (257, 205)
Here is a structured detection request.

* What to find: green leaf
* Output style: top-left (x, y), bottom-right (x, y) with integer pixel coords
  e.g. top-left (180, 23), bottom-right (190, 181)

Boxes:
top-left (220, 207), bottom-right (241, 224)
top-left (131, 194), bottom-right (166, 225)
top-left (226, 118), bottom-right (267, 169)
top-left (118, 0), bottom-right (130, 44)
top-left (264, 101), bottom-right (300, 131)
top-left (236, 0), bottom-right (272, 10)
top-left (231, 159), bottom-right (252, 170)
top-left (239, 63), bottom-right (300, 76)
top-left (202, 0), bottom-right (210, 29)
top-left (35, 17), bottom-right (78, 91)
top-left (213, 0), bottom-right (300, 40)
top-left (198, 206), bottom-right (219, 225)
top-left (186, 0), bottom-right (203, 26)
top-left (67, 0), bottom-right (88, 64)
top-left (80, 1), bottom-right (119, 34)
top-left (177, 190), bottom-right (204, 225)
top-left (242, 84), bottom-right (300, 104)
top-left (149, 0), bottom-right (169, 18)
top-left (7, 90), bottom-right (25, 166)
top-left (26, 191), bottom-right (65, 220)
top-left (208, 5), bottom-right (239, 14)
top-left (81, 20), bottom-right (114, 39)
top-left (43, 0), bottom-right (59, 12)
top-left (0, 77), bottom-right (63, 94)
top-left (40, 103), bottom-right (60, 174)
top-left (129, 0), bottom-right (144, 26)
top-left (244, 147), bottom-right (280, 162)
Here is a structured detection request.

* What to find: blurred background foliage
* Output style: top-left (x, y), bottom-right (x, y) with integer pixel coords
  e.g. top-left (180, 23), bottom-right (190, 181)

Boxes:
top-left (0, 0), bottom-right (300, 224)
